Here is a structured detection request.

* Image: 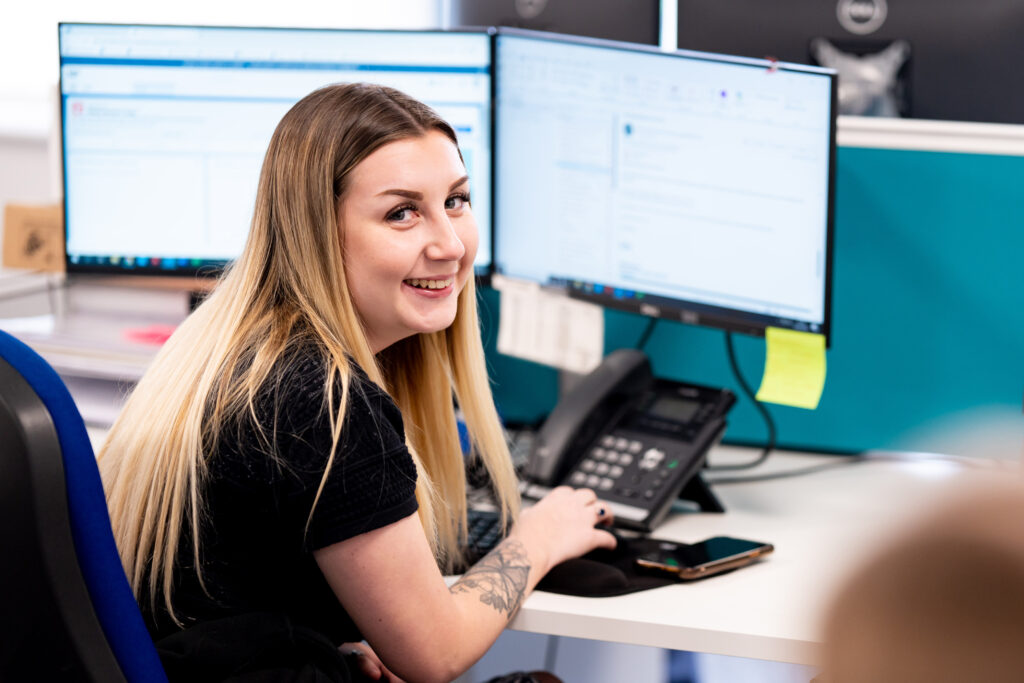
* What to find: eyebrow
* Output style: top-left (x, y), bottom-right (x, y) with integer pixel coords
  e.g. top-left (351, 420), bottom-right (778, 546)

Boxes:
top-left (377, 175), bottom-right (470, 200)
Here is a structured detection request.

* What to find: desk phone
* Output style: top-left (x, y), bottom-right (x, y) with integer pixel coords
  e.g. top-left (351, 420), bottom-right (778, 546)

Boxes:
top-left (519, 349), bottom-right (735, 532)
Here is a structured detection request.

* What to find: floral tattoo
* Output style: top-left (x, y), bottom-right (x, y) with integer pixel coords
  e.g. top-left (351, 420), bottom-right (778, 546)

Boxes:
top-left (450, 539), bottom-right (531, 617)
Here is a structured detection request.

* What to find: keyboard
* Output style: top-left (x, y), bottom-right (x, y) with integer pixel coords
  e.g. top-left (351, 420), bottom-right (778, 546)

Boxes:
top-left (465, 507), bottom-right (505, 562)
top-left (461, 428), bottom-right (533, 562)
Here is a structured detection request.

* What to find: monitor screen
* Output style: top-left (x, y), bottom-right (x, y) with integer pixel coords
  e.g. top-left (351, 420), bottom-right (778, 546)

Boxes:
top-left (58, 23), bottom-right (494, 276)
top-left (493, 30), bottom-right (836, 342)
top-left (676, 0), bottom-right (1024, 124)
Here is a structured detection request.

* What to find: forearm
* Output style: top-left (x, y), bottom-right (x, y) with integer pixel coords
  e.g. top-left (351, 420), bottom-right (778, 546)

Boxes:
top-left (387, 535), bottom-right (549, 682)
top-left (453, 533), bottom-right (548, 624)
top-left (417, 490), bottom-right (612, 677)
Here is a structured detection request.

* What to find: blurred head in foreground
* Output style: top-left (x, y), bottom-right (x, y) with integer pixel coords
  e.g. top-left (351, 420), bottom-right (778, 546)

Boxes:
top-left (821, 479), bottom-right (1024, 683)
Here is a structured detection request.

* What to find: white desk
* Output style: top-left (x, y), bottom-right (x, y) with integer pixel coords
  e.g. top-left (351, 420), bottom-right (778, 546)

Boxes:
top-left (510, 445), bottom-right (1019, 666)
top-left (0, 279), bottom-right (186, 425)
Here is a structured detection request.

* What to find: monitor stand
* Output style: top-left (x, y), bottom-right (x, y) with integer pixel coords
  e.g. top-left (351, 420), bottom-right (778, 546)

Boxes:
top-left (677, 474), bottom-right (725, 513)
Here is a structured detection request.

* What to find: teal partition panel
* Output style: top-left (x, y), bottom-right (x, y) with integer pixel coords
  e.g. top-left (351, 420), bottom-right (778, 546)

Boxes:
top-left (484, 146), bottom-right (1024, 453)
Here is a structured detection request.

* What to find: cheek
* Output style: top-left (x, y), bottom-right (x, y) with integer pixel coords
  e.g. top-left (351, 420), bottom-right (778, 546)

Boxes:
top-left (342, 262), bottom-right (372, 316)
top-left (340, 233), bottom-right (383, 312)
top-left (458, 218), bottom-right (479, 270)
top-left (344, 226), bottom-right (396, 281)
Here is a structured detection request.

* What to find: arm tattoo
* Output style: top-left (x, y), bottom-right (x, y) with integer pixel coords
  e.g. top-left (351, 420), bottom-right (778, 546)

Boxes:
top-left (450, 538), bottom-right (531, 617)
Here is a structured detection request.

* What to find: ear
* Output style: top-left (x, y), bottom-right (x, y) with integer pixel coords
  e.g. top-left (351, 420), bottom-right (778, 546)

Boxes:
top-left (875, 40), bottom-right (911, 74)
top-left (810, 38), bottom-right (842, 67)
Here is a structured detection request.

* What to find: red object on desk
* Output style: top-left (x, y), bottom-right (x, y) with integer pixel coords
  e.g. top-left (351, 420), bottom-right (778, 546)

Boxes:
top-left (122, 324), bottom-right (176, 346)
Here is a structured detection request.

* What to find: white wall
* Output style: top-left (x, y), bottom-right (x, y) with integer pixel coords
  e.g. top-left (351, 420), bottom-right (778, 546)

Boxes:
top-left (0, 135), bottom-right (53, 210)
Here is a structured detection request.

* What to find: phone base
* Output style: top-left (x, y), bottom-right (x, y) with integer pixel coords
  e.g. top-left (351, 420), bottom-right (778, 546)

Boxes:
top-left (678, 474), bottom-right (725, 513)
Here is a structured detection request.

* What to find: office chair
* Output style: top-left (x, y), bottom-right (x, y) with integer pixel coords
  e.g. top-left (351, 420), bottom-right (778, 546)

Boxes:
top-left (0, 329), bottom-right (167, 682)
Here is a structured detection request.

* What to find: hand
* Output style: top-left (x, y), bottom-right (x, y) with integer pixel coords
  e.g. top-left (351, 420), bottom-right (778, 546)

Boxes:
top-left (512, 486), bottom-right (618, 573)
top-left (340, 641), bottom-right (405, 682)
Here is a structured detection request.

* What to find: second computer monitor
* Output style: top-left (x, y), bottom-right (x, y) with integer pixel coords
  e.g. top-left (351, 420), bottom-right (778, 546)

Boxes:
top-left (493, 29), bottom-right (837, 342)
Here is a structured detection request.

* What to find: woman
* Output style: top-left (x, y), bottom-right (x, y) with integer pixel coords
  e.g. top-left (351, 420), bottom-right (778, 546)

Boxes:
top-left (99, 83), bottom-right (616, 682)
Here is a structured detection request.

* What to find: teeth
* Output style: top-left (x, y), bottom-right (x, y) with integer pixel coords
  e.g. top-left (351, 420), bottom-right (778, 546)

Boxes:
top-left (406, 278), bottom-right (453, 290)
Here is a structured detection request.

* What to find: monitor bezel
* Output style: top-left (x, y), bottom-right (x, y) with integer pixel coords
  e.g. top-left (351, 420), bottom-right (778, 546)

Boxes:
top-left (57, 22), bottom-right (496, 280)
top-left (491, 27), bottom-right (838, 345)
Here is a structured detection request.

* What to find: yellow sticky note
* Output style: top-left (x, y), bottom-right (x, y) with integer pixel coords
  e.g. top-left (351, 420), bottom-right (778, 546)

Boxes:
top-left (755, 327), bottom-right (827, 410)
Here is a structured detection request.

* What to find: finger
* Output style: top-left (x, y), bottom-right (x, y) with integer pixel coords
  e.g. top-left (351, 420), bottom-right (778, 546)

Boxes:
top-left (345, 648), bottom-right (382, 680)
top-left (576, 487), bottom-right (599, 503)
top-left (594, 527), bottom-right (618, 549)
top-left (593, 501), bottom-right (613, 524)
top-left (357, 656), bottom-right (382, 680)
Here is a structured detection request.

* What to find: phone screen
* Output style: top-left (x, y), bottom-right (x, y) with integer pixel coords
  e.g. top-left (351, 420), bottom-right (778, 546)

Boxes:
top-left (668, 537), bottom-right (768, 567)
top-left (636, 537), bottom-right (773, 578)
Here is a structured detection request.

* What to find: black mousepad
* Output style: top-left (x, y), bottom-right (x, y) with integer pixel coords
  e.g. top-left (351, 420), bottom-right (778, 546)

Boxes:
top-left (536, 536), bottom-right (681, 597)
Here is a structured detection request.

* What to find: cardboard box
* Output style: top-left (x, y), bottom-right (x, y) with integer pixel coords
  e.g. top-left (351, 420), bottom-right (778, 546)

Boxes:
top-left (2, 203), bottom-right (64, 272)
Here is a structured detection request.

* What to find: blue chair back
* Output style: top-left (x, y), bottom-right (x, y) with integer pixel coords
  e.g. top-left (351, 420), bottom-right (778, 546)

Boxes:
top-left (0, 329), bottom-right (167, 682)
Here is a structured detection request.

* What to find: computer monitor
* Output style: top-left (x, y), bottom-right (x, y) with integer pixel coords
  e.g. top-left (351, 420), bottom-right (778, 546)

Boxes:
top-left (58, 23), bottom-right (494, 276)
top-left (450, 0), bottom-right (659, 45)
top-left (676, 0), bottom-right (1024, 124)
top-left (493, 29), bottom-right (837, 343)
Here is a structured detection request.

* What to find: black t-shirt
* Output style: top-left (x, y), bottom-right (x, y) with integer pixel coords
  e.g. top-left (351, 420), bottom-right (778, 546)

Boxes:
top-left (143, 349), bottom-right (419, 646)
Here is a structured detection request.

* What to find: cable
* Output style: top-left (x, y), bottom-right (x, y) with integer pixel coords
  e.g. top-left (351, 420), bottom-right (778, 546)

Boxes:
top-left (707, 449), bottom-right (996, 485)
top-left (45, 274), bottom-right (63, 315)
top-left (635, 317), bottom-right (658, 351)
top-left (707, 456), bottom-right (865, 484)
top-left (0, 272), bottom-right (67, 307)
top-left (705, 331), bottom-right (777, 471)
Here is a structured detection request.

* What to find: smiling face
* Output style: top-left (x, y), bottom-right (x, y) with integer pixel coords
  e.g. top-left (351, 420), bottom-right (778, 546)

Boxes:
top-left (339, 130), bottom-right (478, 353)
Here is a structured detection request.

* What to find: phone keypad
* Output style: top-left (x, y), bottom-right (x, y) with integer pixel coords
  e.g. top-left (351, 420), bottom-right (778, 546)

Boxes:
top-left (592, 447), bottom-right (635, 467)
top-left (565, 432), bottom-right (692, 518)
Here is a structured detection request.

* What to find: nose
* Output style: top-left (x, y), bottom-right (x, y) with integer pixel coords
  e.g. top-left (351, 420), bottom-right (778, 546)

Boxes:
top-left (425, 213), bottom-right (466, 262)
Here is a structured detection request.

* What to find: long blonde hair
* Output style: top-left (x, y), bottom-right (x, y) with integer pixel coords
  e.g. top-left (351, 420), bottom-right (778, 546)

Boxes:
top-left (98, 83), bottom-right (519, 623)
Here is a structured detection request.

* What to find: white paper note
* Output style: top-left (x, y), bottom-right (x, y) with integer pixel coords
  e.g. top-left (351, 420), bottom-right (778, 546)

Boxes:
top-left (492, 274), bottom-right (604, 374)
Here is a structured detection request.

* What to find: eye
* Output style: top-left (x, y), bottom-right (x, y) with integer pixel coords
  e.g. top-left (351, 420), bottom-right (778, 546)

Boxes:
top-left (386, 203), bottom-right (417, 223)
top-left (445, 192), bottom-right (471, 212)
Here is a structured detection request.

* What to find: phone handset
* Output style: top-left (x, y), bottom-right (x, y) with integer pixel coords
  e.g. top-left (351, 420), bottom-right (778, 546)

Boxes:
top-left (523, 349), bottom-right (652, 486)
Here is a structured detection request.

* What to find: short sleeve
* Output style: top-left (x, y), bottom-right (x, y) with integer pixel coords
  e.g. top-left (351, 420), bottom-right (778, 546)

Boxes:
top-left (261, 355), bottom-right (419, 551)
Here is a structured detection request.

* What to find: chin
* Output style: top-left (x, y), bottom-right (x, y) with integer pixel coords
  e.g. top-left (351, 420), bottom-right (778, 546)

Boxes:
top-left (416, 312), bottom-right (458, 336)
top-left (397, 295), bottom-right (461, 338)
top-left (422, 318), bottom-right (458, 335)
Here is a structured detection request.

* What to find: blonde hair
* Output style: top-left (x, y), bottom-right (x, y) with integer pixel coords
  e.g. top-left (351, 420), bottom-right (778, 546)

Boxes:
top-left (98, 83), bottom-right (519, 623)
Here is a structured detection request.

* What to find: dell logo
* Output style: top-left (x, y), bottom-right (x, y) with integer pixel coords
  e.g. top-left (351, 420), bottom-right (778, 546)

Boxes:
top-left (515, 0), bottom-right (548, 20)
top-left (837, 0), bottom-right (888, 35)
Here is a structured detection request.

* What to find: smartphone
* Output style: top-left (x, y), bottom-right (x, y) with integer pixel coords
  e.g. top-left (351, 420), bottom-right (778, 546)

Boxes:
top-left (635, 536), bottom-right (774, 580)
